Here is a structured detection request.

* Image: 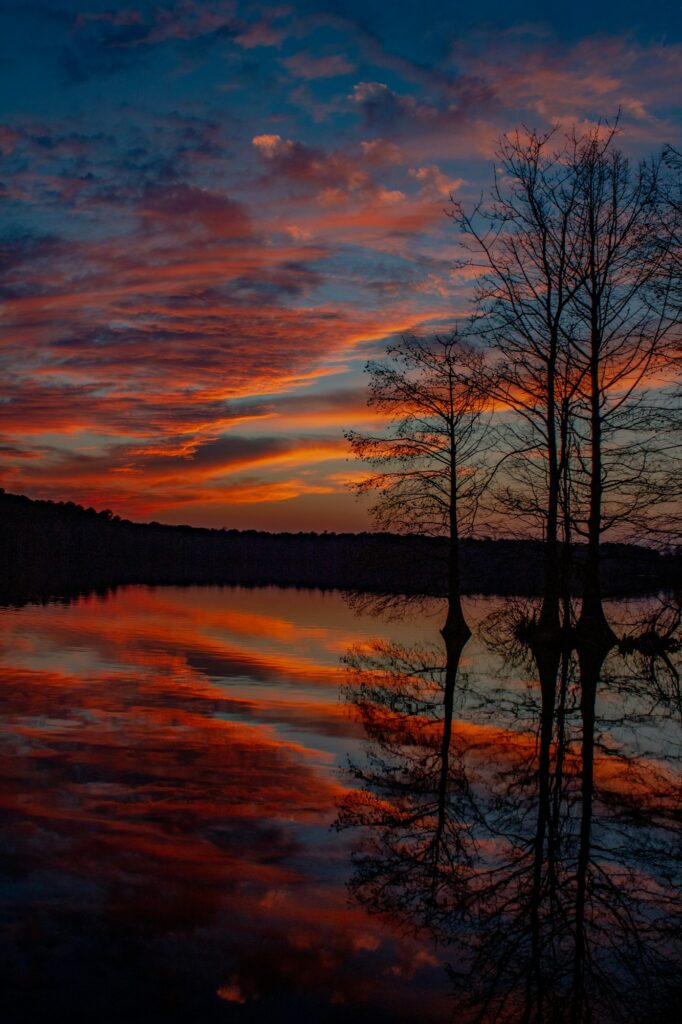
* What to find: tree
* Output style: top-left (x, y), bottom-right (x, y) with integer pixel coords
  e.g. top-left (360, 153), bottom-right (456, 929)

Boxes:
top-left (346, 331), bottom-right (490, 638)
top-left (567, 130), bottom-right (679, 640)
top-left (452, 124), bottom-right (681, 640)
top-left (661, 146), bottom-right (682, 319)
top-left (451, 128), bottom-right (588, 637)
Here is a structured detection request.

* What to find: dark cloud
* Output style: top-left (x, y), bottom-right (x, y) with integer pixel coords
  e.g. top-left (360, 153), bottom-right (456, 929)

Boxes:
top-left (236, 385), bottom-right (368, 419)
top-left (145, 434), bottom-right (292, 472)
top-left (137, 182), bottom-right (253, 237)
top-left (0, 432), bottom-right (296, 487)
top-left (252, 134), bottom-right (371, 191)
top-left (0, 233), bottom-right (69, 293)
top-left (349, 78), bottom-right (496, 134)
top-left (60, 1), bottom-right (241, 82)
top-left (226, 262), bottom-right (323, 302)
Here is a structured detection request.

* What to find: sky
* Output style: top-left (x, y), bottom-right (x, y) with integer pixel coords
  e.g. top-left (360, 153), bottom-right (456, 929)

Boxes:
top-left (1, 0), bottom-right (681, 532)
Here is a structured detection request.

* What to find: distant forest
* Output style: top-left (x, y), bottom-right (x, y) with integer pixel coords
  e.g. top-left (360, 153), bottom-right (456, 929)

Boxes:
top-left (0, 489), bottom-right (677, 604)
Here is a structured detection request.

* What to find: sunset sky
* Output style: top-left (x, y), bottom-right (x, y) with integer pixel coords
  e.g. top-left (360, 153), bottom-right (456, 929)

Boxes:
top-left (2, 0), bottom-right (681, 531)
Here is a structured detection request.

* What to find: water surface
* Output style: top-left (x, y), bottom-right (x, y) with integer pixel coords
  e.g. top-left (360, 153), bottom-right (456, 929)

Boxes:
top-left (0, 586), bottom-right (679, 1022)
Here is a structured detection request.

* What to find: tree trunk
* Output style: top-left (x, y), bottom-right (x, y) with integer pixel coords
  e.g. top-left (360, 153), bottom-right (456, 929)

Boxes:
top-left (578, 334), bottom-right (616, 645)
top-left (539, 348), bottom-right (561, 637)
top-left (442, 425), bottom-right (471, 641)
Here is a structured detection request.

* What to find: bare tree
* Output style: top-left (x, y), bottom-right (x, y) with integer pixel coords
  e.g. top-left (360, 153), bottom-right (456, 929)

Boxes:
top-left (451, 128), bottom-right (587, 637)
top-left (452, 124), bottom-right (681, 641)
top-left (567, 130), bottom-right (679, 641)
top-left (346, 331), bottom-right (491, 638)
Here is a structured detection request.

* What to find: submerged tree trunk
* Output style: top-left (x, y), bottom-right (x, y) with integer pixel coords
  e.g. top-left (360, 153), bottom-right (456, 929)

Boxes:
top-left (442, 538), bottom-right (470, 640)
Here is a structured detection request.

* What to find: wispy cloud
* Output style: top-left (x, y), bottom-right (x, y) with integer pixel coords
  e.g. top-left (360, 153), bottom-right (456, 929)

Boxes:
top-left (1, 2), bottom-right (680, 527)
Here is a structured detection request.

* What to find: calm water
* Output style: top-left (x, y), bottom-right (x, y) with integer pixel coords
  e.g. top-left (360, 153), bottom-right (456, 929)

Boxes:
top-left (0, 586), bottom-right (679, 1023)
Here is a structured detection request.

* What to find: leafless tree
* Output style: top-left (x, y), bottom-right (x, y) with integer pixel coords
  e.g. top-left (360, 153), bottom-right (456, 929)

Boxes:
top-left (452, 124), bottom-right (681, 642)
top-left (451, 128), bottom-right (588, 637)
top-left (565, 129), bottom-right (679, 640)
top-left (346, 331), bottom-right (491, 638)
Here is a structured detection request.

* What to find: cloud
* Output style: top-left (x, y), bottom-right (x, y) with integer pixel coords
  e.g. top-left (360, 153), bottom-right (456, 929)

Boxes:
top-left (351, 76), bottom-right (499, 133)
top-left (232, 385), bottom-right (385, 429)
top-left (350, 81), bottom-right (399, 116)
top-left (3, 6), bottom-right (680, 529)
top-left (451, 33), bottom-right (682, 136)
top-left (0, 125), bottom-right (22, 155)
top-left (252, 134), bottom-right (371, 192)
top-left (234, 14), bottom-right (287, 50)
top-left (61, 1), bottom-right (242, 81)
top-left (283, 51), bottom-right (356, 80)
top-left (250, 133), bottom-right (451, 230)
top-left (346, 79), bottom-right (501, 160)
top-left (409, 164), bottom-right (465, 199)
top-left (60, 3), bottom-right (299, 83)
top-left (252, 133), bottom-right (287, 158)
top-left (137, 183), bottom-right (253, 237)
top-left (0, 427), bottom-right (352, 518)
top-left (359, 138), bottom-right (404, 165)
top-left (0, 206), bottom-right (438, 482)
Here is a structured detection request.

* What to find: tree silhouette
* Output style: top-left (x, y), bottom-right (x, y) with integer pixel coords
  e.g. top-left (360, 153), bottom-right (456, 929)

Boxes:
top-left (566, 130), bottom-right (678, 642)
top-left (452, 128), bottom-right (587, 636)
top-left (346, 332), bottom-right (491, 637)
top-left (452, 124), bottom-right (681, 640)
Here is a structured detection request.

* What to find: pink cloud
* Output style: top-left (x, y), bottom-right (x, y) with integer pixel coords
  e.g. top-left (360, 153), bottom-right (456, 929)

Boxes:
top-left (252, 134), bottom-right (372, 192)
top-left (234, 18), bottom-right (286, 49)
top-left (360, 138), bottom-right (404, 165)
top-left (409, 164), bottom-right (465, 199)
top-left (451, 34), bottom-right (682, 144)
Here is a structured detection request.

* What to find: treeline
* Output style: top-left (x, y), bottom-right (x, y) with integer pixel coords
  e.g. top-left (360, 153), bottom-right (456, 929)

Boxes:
top-left (0, 489), bottom-right (677, 603)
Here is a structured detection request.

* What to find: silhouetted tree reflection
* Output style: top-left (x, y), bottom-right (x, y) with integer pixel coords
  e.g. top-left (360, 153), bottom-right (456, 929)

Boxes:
top-left (336, 626), bottom-right (475, 930)
top-left (616, 600), bottom-right (682, 723)
top-left (336, 599), bottom-right (681, 1023)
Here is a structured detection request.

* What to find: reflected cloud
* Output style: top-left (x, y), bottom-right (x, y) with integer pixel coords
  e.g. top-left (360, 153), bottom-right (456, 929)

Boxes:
top-left (0, 585), bottom-right (453, 1022)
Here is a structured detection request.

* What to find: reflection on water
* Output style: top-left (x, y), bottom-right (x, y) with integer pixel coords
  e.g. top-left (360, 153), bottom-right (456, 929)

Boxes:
top-left (338, 599), bottom-right (681, 1024)
top-left (0, 586), bottom-right (679, 1023)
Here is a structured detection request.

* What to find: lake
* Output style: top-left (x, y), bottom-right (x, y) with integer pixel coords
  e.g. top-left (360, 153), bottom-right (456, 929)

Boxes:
top-left (0, 586), bottom-right (679, 1023)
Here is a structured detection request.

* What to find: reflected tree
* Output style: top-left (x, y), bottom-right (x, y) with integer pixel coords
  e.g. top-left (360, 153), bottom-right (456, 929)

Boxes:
top-left (336, 597), bottom-right (682, 1023)
top-left (336, 610), bottom-right (474, 929)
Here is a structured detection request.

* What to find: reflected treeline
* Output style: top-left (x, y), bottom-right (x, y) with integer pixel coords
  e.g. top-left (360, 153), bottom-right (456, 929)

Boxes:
top-left (336, 598), bottom-right (682, 1023)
